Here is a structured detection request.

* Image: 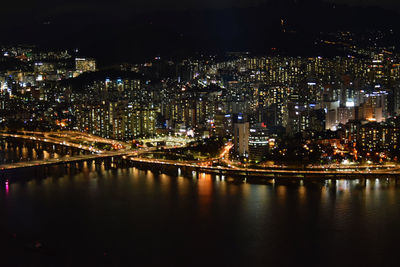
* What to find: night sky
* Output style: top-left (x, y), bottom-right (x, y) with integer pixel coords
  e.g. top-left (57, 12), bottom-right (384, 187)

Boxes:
top-left (2, 0), bottom-right (399, 64)
top-left (328, 0), bottom-right (400, 9)
top-left (3, 0), bottom-right (400, 17)
top-left (2, 0), bottom-right (399, 26)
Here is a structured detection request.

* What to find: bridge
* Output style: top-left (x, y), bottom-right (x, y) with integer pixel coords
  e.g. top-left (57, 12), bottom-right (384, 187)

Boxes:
top-left (0, 132), bottom-right (177, 172)
top-left (0, 151), bottom-right (131, 171)
top-left (0, 131), bottom-right (128, 153)
top-left (0, 131), bottom-right (133, 172)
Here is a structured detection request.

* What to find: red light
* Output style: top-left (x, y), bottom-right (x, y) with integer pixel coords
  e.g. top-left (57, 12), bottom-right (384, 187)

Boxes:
top-left (5, 180), bottom-right (9, 195)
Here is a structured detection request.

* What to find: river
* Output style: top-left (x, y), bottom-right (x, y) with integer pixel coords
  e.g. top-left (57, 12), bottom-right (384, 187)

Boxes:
top-left (1, 140), bottom-right (400, 266)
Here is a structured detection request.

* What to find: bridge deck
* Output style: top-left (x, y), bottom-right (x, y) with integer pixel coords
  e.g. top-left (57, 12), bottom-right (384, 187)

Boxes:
top-left (0, 152), bottom-right (129, 171)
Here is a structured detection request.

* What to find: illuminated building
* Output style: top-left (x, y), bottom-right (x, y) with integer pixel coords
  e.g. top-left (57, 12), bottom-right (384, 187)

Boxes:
top-left (34, 62), bottom-right (55, 73)
top-left (234, 121), bottom-right (249, 157)
top-left (345, 119), bottom-right (400, 153)
top-left (249, 123), bottom-right (270, 162)
top-left (75, 58), bottom-right (96, 73)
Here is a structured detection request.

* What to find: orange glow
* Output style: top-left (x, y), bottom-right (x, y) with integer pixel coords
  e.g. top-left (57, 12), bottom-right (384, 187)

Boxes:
top-left (56, 119), bottom-right (68, 128)
top-left (219, 143), bottom-right (233, 158)
top-left (198, 173), bottom-right (213, 217)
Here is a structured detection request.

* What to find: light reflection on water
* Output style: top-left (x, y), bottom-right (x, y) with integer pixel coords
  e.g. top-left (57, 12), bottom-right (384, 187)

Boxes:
top-left (1, 155), bottom-right (400, 265)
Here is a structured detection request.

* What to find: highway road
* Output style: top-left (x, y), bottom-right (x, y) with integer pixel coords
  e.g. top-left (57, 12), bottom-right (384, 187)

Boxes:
top-left (128, 157), bottom-right (400, 177)
top-left (2, 133), bottom-right (400, 177)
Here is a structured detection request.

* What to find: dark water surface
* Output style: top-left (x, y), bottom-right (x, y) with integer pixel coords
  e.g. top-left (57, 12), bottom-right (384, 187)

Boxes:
top-left (1, 143), bottom-right (400, 266)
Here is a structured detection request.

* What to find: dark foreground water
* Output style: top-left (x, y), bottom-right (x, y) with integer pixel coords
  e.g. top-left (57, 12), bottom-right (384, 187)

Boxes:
top-left (1, 163), bottom-right (400, 267)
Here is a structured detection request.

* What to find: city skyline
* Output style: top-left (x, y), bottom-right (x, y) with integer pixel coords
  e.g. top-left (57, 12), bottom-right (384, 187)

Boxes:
top-left (2, 26), bottom-right (400, 165)
top-left (2, 2), bottom-right (400, 266)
